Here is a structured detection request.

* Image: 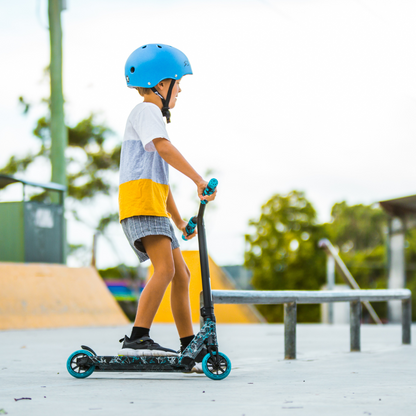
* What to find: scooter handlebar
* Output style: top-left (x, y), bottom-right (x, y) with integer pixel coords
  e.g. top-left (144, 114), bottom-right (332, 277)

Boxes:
top-left (182, 216), bottom-right (198, 241)
top-left (201, 178), bottom-right (218, 205)
top-left (182, 178), bottom-right (218, 241)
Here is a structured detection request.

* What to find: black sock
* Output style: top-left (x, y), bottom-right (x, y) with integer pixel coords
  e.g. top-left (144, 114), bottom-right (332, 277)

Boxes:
top-left (180, 335), bottom-right (195, 352)
top-left (130, 326), bottom-right (150, 341)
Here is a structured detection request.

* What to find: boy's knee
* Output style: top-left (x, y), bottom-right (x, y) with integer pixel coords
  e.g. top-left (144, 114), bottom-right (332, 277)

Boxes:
top-left (184, 265), bottom-right (191, 282)
top-left (174, 264), bottom-right (191, 285)
top-left (166, 264), bottom-right (176, 281)
top-left (155, 263), bottom-right (175, 283)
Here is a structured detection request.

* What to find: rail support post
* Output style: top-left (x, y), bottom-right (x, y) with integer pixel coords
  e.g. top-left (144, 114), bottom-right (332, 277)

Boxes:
top-left (350, 300), bottom-right (361, 352)
top-left (284, 302), bottom-right (297, 359)
top-left (402, 298), bottom-right (412, 345)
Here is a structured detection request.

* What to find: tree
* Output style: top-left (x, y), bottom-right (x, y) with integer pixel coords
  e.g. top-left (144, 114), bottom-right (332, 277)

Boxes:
top-left (244, 191), bottom-right (327, 322)
top-left (0, 98), bottom-right (121, 259)
top-left (245, 192), bottom-right (416, 323)
top-left (1, 111), bottom-right (120, 200)
top-left (405, 228), bottom-right (416, 320)
top-left (323, 202), bottom-right (389, 320)
top-left (326, 201), bottom-right (388, 252)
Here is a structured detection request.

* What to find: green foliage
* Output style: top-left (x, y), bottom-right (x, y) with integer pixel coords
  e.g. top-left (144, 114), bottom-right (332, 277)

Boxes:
top-left (245, 191), bottom-right (327, 322)
top-left (245, 191), bottom-right (416, 322)
top-left (337, 244), bottom-right (388, 321)
top-left (246, 192), bottom-right (416, 323)
top-left (327, 204), bottom-right (416, 321)
top-left (405, 228), bottom-right (416, 266)
top-left (327, 201), bottom-right (388, 252)
top-left (68, 243), bottom-right (85, 256)
top-left (18, 96), bottom-right (31, 115)
top-left (0, 154), bottom-right (38, 176)
top-left (339, 245), bottom-right (386, 288)
top-left (98, 264), bottom-right (140, 281)
top-left (325, 203), bottom-right (389, 320)
top-left (96, 213), bottom-right (120, 233)
top-left (1, 104), bottom-right (120, 202)
top-left (404, 228), bottom-right (416, 321)
top-left (0, 98), bottom-right (121, 262)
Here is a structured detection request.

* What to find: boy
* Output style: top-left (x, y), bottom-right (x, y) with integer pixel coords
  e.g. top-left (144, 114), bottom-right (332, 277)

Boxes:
top-left (118, 44), bottom-right (216, 372)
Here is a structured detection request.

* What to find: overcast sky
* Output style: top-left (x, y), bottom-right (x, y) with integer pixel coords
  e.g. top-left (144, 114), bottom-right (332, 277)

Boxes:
top-left (1, 0), bottom-right (416, 269)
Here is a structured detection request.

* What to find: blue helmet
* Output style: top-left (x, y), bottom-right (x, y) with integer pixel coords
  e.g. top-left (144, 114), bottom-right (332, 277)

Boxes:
top-left (125, 44), bottom-right (193, 88)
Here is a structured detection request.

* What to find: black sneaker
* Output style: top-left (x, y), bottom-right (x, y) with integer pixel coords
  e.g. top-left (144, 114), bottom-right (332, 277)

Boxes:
top-left (118, 335), bottom-right (178, 357)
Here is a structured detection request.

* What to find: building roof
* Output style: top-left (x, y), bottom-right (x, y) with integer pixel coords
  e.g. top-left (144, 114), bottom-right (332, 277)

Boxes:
top-left (0, 174), bottom-right (66, 193)
top-left (379, 194), bottom-right (416, 217)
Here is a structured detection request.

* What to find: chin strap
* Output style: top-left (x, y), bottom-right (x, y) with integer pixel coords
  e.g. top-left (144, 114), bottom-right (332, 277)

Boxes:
top-left (151, 79), bottom-right (176, 123)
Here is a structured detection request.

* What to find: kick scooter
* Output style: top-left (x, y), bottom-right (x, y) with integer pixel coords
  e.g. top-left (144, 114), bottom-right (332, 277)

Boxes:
top-left (67, 179), bottom-right (231, 381)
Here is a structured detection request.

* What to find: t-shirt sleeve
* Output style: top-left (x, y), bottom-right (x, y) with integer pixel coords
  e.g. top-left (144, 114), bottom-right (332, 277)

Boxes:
top-left (133, 105), bottom-right (170, 152)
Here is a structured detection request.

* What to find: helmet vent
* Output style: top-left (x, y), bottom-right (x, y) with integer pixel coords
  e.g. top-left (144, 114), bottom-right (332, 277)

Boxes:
top-left (130, 67), bottom-right (135, 73)
top-left (142, 45), bottom-right (147, 49)
top-left (157, 45), bottom-right (162, 48)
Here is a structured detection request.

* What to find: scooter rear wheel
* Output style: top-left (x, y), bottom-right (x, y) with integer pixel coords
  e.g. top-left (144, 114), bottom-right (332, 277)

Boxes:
top-left (202, 351), bottom-right (231, 380)
top-left (67, 350), bottom-right (95, 379)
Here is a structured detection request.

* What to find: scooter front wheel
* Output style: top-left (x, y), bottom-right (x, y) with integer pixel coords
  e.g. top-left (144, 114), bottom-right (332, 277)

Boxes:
top-left (202, 351), bottom-right (231, 380)
top-left (67, 350), bottom-right (95, 379)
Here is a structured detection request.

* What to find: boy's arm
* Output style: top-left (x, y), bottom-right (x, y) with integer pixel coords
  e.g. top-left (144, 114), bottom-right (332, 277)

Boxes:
top-left (166, 185), bottom-right (183, 227)
top-left (167, 186), bottom-right (196, 240)
top-left (153, 138), bottom-right (216, 203)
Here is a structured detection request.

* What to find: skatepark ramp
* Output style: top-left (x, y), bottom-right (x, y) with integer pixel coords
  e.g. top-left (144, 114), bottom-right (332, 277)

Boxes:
top-left (0, 262), bottom-right (129, 330)
top-left (150, 250), bottom-right (264, 324)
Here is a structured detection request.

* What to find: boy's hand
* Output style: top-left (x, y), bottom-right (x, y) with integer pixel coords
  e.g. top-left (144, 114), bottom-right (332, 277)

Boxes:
top-left (197, 180), bottom-right (217, 203)
top-left (177, 219), bottom-right (197, 240)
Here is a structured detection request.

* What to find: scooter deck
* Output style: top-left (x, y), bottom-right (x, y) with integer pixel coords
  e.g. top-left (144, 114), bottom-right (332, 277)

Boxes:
top-left (78, 353), bottom-right (194, 373)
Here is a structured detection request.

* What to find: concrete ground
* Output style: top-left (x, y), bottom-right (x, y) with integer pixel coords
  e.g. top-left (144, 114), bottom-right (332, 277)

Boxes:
top-left (0, 323), bottom-right (415, 416)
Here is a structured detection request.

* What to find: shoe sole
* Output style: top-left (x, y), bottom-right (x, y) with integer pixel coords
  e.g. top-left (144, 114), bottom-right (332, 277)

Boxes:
top-left (184, 362), bottom-right (204, 374)
top-left (118, 348), bottom-right (179, 357)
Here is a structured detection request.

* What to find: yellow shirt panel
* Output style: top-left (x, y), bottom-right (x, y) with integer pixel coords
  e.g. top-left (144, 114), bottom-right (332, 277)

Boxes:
top-left (119, 179), bottom-right (169, 221)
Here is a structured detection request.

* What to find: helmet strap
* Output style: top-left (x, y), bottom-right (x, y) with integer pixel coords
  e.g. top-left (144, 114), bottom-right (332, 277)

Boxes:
top-left (151, 79), bottom-right (176, 123)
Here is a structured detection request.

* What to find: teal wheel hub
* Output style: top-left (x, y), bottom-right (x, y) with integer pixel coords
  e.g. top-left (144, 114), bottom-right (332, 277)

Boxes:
top-left (202, 351), bottom-right (231, 380)
top-left (67, 350), bottom-right (95, 379)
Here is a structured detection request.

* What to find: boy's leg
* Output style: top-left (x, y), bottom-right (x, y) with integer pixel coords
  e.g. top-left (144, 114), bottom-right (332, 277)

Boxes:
top-left (134, 235), bottom-right (175, 328)
top-left (170, 248), bottom-right (193, 338)
top-left (171, 248), bottom-right (206, 373)
top-left (118, 234), bottom-right (179, 357)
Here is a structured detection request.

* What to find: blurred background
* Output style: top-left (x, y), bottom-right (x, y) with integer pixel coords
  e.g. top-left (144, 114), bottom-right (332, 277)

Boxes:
top-left (1, 0), bottom-right (416, 323)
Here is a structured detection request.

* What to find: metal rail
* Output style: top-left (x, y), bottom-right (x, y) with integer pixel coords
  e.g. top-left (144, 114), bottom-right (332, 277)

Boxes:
top-left (319, 238), bottom-right (382, 325)
top-left (207, 289), bottom-right (412, 359)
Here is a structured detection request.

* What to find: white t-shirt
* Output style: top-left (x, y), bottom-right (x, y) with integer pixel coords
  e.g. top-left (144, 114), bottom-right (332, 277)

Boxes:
top-left (119, 102), bottom-right (171, 220)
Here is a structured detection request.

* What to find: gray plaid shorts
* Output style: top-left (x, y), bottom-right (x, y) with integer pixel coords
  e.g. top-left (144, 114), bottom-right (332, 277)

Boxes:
top-left (121, 215), bottom-right (180, 263)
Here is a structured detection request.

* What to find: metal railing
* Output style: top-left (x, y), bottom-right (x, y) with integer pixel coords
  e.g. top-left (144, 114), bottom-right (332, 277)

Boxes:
top-left (319, 238), bottom-right (382, 324)
top-left (204, 289), bottom-right (412, 359)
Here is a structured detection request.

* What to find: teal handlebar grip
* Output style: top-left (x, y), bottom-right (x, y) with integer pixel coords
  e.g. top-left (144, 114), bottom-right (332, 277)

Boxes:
top-left (182, 216), bottom-right (197, 241)
top-left (201, 178), bottom-right (218, 205)
top-left (183, 179), bottom-right (218, 241)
